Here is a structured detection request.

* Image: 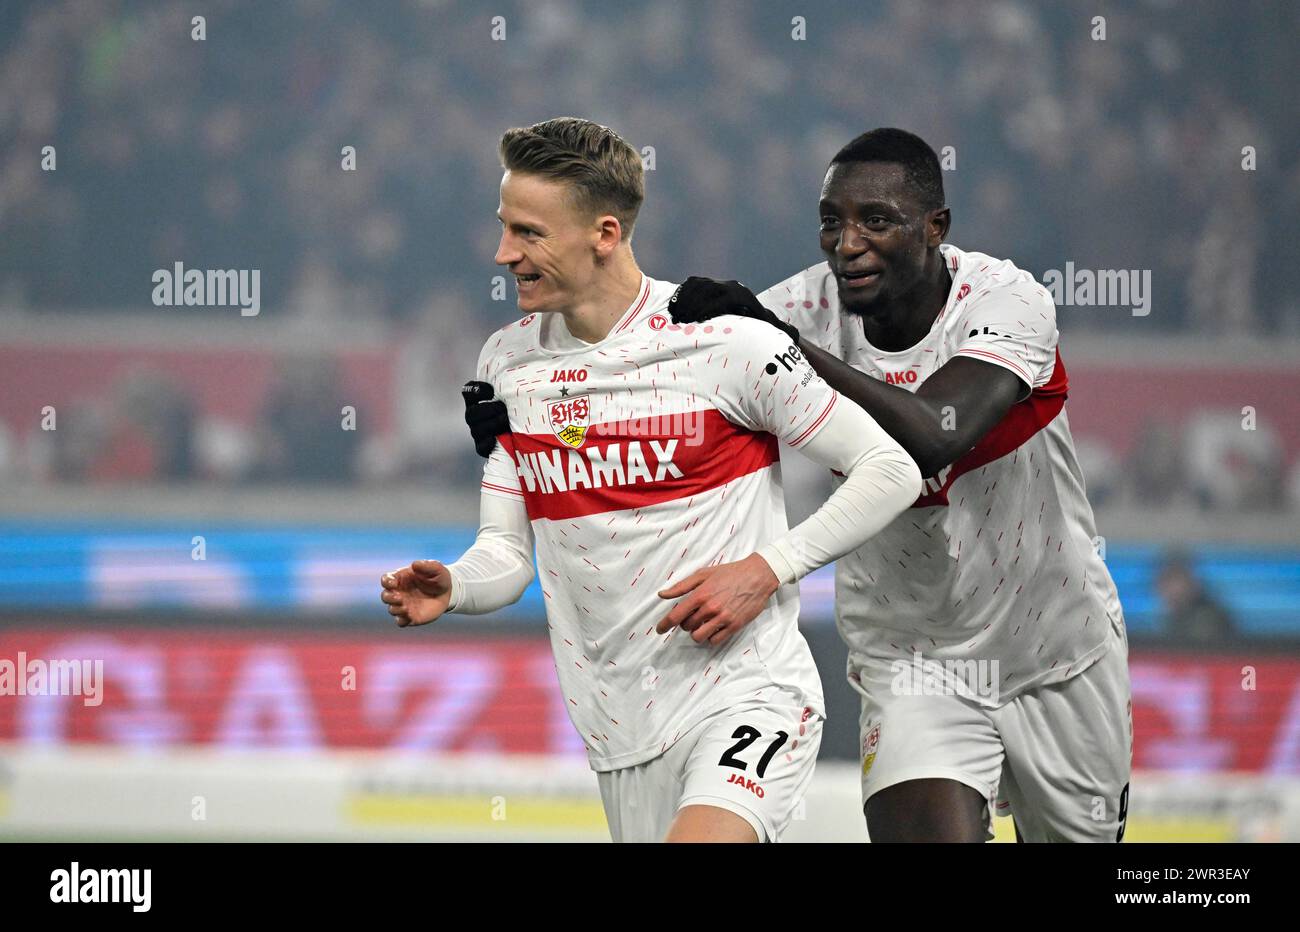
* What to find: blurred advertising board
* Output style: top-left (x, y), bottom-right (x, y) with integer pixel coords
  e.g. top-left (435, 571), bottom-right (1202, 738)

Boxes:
top-left (0, 628), bottom-right (1297, 774)
top-left (3, 522), bottom-right (1299, 633)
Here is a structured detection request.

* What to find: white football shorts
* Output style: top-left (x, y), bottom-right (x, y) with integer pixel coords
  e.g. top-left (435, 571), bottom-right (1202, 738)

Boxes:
top-left (596, 693), bottom-right (823, 842)
top-left (849, 617), bottom-right (1132, 842)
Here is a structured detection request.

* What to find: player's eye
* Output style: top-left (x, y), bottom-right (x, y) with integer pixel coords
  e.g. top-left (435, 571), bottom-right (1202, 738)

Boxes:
top-left (819, 217), bottom-right (840, 231)
top-left (866, 216), bottom-right (890, 227)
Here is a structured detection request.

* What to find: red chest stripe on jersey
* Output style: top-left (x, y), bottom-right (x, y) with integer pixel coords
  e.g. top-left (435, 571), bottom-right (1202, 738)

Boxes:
top-left (497, 409), bottom-right (778, 521)
top-left (912, 349), bottom-right (1069, 508)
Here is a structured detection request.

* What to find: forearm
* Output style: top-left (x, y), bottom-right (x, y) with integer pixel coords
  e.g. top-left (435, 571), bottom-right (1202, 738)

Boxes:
top-left (445, 493), bottom-right (536, 615)
top-left (801, 342), bottom-right (956, 476)
top-left (756, 400), bottom-right (923, 584)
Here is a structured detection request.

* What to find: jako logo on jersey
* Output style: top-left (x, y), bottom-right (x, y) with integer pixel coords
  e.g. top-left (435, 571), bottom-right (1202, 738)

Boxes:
top-left (649, 314), bottom-right (667, 330)
top-left (884, 370), bottom-right (919, 385)
top-left (956, 283), bottom-right (971, 301)
top-left (549, 369), bottom-right (588, 383)
top-left (513, 438), bottom-right (684, 493)
top-left (548, 396), bottom-right (590, 448)
top-left (764, 343), bottom-right (803, 375)
top-left (725, 773), bottom-right (765, 798)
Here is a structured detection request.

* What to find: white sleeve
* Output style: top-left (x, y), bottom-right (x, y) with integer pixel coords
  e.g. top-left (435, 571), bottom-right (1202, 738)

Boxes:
top-left (953, 282), bottom-right (1059, 400)
top-left (708, 315), bottom-right (840, 448)
top-left (755, 395), bottom-right (922, 584)
top-left (444, 488), bottom-right (536, 615)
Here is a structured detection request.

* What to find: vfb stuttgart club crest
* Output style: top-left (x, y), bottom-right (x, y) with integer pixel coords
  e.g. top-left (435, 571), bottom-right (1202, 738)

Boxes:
top-left (861, 724), bottom-right (880, 777)
top-left (548, 395), bottom-right (590, 448)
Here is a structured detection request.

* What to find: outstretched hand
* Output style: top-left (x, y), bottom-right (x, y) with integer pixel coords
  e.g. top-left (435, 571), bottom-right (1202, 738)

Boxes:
top-left (380, 559), bottom-right (453, 627)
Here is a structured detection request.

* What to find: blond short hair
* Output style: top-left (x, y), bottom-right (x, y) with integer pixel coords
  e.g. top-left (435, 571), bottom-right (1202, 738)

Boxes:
top-left (499, 117), bottom-right (645, 239)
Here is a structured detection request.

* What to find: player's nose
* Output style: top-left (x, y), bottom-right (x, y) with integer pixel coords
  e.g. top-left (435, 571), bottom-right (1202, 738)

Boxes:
top-left (494, 231), bottom-right (523, 266)
top-left (835, 225), bottom-right (869, 257)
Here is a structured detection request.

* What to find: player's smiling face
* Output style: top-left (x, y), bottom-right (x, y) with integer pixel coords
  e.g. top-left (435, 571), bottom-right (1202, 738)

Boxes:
top-left (495, 171), bottom-right (604, 315)
top-left (818, 161), bottom-right (942, 316)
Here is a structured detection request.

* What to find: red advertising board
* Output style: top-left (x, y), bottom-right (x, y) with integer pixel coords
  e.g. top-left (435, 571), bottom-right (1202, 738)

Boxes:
top-left (1130, 655), bottom-right (1300, 774)
top-left (1, 630), bottom-right (1297, 773)
top-left (0, 631), bottom-right (583, 756)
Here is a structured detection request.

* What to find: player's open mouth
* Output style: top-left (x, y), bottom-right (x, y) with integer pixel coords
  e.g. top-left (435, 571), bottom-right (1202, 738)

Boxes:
top-left (515, 273), bottom-right (541, 291)
top-left (840, 270), bottom-right (882, 288)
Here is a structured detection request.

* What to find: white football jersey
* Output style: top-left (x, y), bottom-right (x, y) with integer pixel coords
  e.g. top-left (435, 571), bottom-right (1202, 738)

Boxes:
top-left (477, 276), bottom-right (833, 771)
top-left (759, 244), bottom-right (1124, 705)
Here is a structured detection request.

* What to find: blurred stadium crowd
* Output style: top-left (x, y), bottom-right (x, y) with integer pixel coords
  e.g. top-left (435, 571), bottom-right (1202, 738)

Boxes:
top-left (1, 1), bottom-right (1296, 510)
top-left (2, 0), bottom-right (1296, 325)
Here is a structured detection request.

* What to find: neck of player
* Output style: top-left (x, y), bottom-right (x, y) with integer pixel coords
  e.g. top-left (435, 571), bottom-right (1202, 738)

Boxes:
top-left (559, 251), bottom-right (644, 345)
top-left (859, 253), bottom-right (952, 353)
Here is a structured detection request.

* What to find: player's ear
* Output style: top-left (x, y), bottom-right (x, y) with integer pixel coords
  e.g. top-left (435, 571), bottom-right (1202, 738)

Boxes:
top-left (927, 207), bottom-right (951, 246)
top-left (593, 214), bottom-right (624, 258)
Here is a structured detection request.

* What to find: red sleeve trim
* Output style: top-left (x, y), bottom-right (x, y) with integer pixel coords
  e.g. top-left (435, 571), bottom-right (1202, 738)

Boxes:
top-left (481, 481), bottom-right (524, 497)
top-left (789, 391), bottom-right (838, 447)
top-left (954, 347), bottom-right (1033, 386)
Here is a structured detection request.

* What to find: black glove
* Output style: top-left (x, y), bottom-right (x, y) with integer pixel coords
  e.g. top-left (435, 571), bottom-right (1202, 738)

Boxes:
top-left (462, 380), bottom-right (510, 458)
top-left (668, 276), bottom-right (801, 346)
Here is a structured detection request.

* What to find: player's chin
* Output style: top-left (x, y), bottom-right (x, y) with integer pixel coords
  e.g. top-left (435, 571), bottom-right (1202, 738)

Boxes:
top-left (514, 288), bottom-right (537, 311)
top-left (837, 281), bottom-right (886, 316)
top-left (516, 280), bottom-right (553, 311)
